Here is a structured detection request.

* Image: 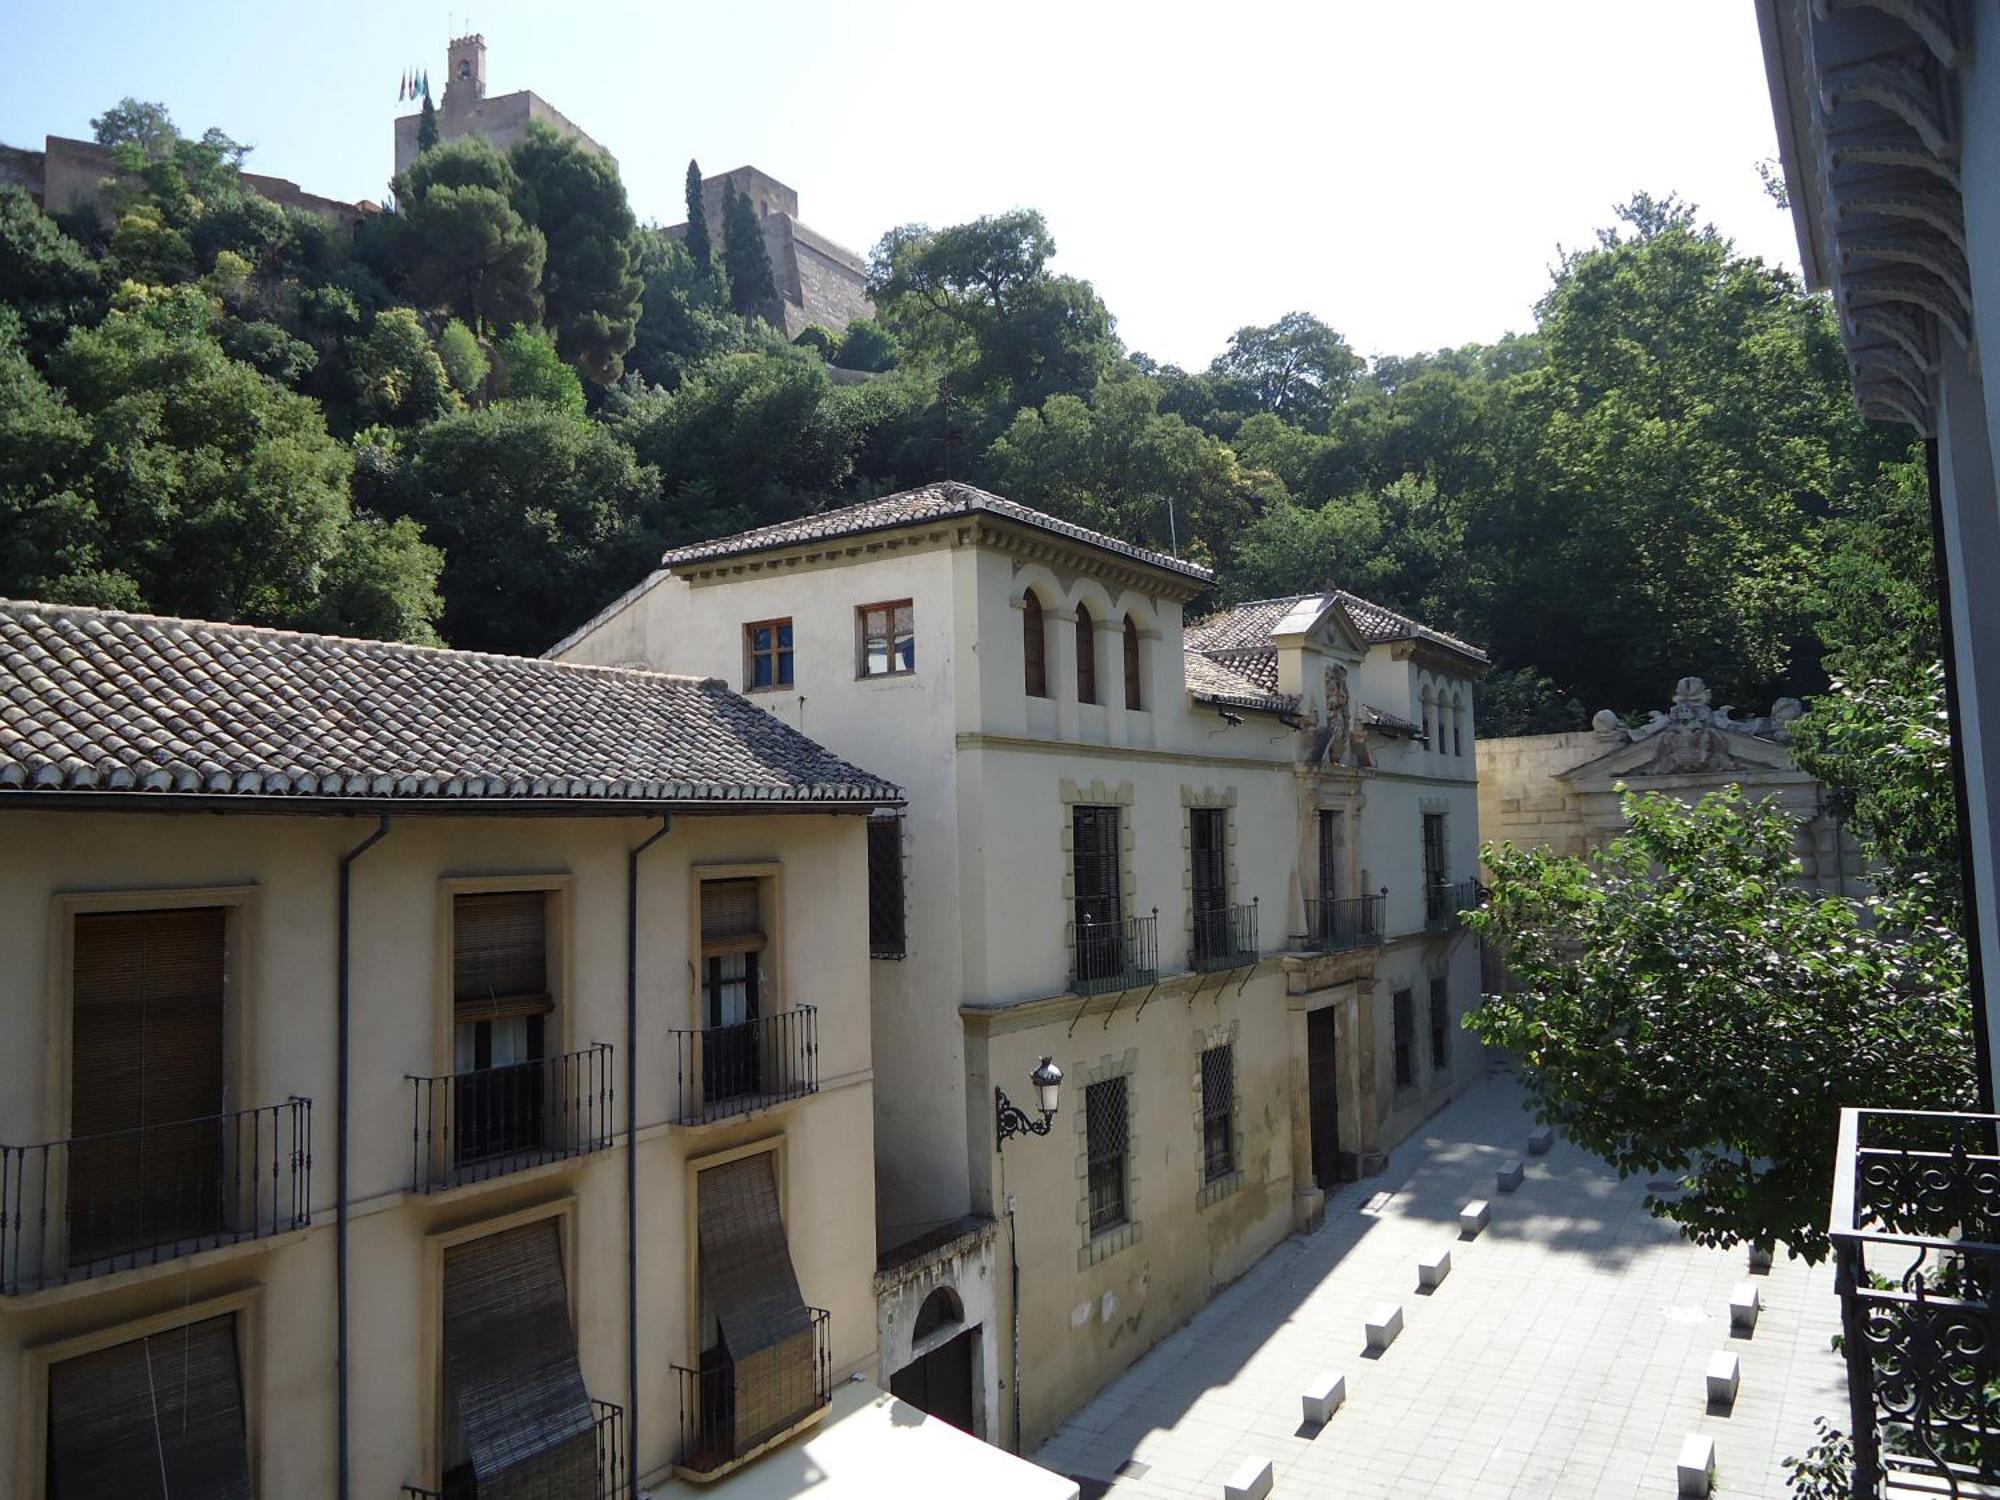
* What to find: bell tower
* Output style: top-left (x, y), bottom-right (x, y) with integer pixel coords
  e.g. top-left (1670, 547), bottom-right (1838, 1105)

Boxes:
top-left (443, 34), bottom-right (486, 111)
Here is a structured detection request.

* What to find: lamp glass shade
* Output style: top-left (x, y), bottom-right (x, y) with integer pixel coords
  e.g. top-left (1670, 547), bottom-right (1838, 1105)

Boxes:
top-left (1030, 1056), bottom-right (1063, 1118)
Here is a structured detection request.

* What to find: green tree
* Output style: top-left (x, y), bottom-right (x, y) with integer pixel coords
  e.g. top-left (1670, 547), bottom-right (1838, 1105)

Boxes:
top-left (435, 318), bottom-right (489, 399)
top-left (509, 124), bottom-right (642, 384)
top-left (683, 160), bottom-right (712, 271)
top-left (0, 310), bottom-right (122, 605)
top-left (1207, 311), bottom-right (1363, 433)
top-left (417, 94), bottom-right (441, 156)
top-left (90, 97), bottom-right (178, 157)
top-left (1467, 786), bottom-right (1973, 1262)
top-left (391, 139), bottom-right (545, 332)
top-left (348, 307), bottom-right (459, 425)
top-left (493, 325), bottom-right (586, 416)
top-left (722, 188), bottom-right (780, 323)
top-left (626, 234), bottom-right (745, 390)
top-left (306, 510), bottom-right (444, 645)
top-left (834, 319), bottom-right (898, 373)
top-left (0, 187), bottom-right (105, 358)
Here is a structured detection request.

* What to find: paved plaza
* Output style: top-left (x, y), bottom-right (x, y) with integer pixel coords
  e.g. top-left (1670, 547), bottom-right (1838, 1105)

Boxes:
top-left (1035, 1071), bottom-right (1845, 1499)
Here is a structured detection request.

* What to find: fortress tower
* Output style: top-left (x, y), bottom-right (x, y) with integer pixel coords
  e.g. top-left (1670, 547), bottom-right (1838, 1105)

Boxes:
top-left (392, 35), bottom-right (608, 183)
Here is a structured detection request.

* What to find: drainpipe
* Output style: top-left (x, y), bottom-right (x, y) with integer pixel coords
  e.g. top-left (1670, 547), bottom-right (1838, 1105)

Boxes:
top-left (337, 814), bottom-right (390, 1500)
top-left (627, 816), bottom-right (671, 1473)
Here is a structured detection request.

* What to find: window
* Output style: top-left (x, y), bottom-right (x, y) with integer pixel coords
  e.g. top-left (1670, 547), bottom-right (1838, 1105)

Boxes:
top-left (744, 618), bottom-right (794, 691)
top-left (1190, 808), bottom-right (1228, 963)
top-left (701, 879), bottom-right (767, 1104)
top-left (442, 1219), bottom-right (597, 1494)
top-left (1200, 1044), bottom-right (1235, 1181)
top-left (1422, 812), bottom-right (1447, 921)
top-left (69, 907), bottom-right (229, 1266)
top-left (858, 599), bottom-right (914, 677)
top-left (1072, 805), bottom-right (1123, 983)
top-left (868, 816), bottom-right (906, 959)
top-left (1123, 617), bottom-right (1142, 710)
top-left (1023, 593), bottom-right (1048, 698)
top-left (1393, 989), bottom-right (1416, 1089)
top-left (1086, 1076), bottom-right (1130, 1233)
top-left (1451, 692), bottom-right (1465, 756)
top-left (1421, 686), bottom-right (1434, 747)
top-left (47, 1314), bottom-right (251, 1496)
top-left (1317, 810), bottom-right (1342, 905)
top-left (1429, 976), bottom-right (1451, 1071)
top-left (452, 890), bottom-right (552, 1164)
top-left (1075, 603), bottom-right (1097, 704)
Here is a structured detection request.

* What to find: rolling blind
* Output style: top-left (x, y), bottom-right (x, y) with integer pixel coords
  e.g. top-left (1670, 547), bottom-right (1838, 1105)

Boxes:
top-left (453, 891), bottom-right (551, 1023)
top-left (443, 1219), bottom-right (596, 1498)
top-left (700, 879), bottom-right (765, 951)
top-left (698, 1153), bottom-right (815, 1450)
top-left (47, 1313), bottom-right (251, 1500)
top-left (1190, 810), bottom-right (1227, 915)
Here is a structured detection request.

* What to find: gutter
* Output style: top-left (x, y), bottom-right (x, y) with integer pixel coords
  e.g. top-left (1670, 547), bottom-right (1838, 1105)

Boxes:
top-left (626, 816), bottom-right (671, 1473)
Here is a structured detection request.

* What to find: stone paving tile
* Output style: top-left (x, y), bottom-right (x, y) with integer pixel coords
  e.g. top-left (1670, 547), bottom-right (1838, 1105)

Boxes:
top-left (1035, 1071), bottom-right (1845, 1499)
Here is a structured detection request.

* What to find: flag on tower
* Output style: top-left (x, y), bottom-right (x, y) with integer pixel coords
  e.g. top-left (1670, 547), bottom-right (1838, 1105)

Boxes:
top-left (421, 69), bottom-right (431, 100)
top-left (398, 71), bottom-right (407, 101)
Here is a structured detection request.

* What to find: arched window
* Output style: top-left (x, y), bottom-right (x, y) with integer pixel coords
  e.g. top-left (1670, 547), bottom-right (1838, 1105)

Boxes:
top-left (1076, 603), bottom-right (1097, 705)
top-left (1420, 685), bottom-right (1434, 747)
top-left (1023, 592), bottom-right (1048, 698)
top-left (913, 1286), bottom-right (964, 1341)
top-left (1451, 692), bottom-right (1465, 756)
top-left (1122, 617), bottom-right (1142, 710)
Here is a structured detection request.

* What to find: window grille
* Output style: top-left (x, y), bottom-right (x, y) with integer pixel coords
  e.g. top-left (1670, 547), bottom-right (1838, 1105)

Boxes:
top-left (867, 817), bottom-right (906, 959)
top-left (1086, 1077), bottom-right (1129, 1234)
top-left (1200, 1045), bottom-right (1235, 1181)
top-left (1393, 989), bottom-right (1415, 1089)
top-left (1429, 977), bottom-right (1451, 1071)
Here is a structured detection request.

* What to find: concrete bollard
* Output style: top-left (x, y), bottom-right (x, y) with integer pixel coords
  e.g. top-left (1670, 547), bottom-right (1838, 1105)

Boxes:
top-left (1223, 1456), bottom-right (1273, 1500)
top-left (1730, 1281), bottom-right (1761, 1335)
top-left (1676, 1434), bottom-right (1716, 1496)
top-left (1706, 1351), bottom-right (1741, 1409)
top-left (1301, 1371), bottom-right (1346, 1426)
top-left (1418, 1247), bottom-right (1453, 1290)
top-left (1748, 1243), bottom-right (1773, 1272)
top-left (1459, 1199), bottom-right (1490, 1237)
top-left (1528, 1125), bottom-right (1555, 1155)
top-left (1365, 1302), bottom-right (1404, 1352)
top-left (1497, 1160), bottom-right (1525, 1193)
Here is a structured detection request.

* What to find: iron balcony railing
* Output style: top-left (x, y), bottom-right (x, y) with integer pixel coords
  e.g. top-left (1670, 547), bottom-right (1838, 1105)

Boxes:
top-left (667, 1007), bottom-right (819, 1126)
top-left (1831, 1107), bottom-right (2000, 1497)
top-left (672, 1308), bottom-right (832, 1476)
top-left (1305, 891), bottom-right (1386, 953)
top-left (1191, 899), bottom-right (1258, 972)
top-left (1425, 877), bottom-right (1482, 928)
top-left (407, 1044), bottom-right (613, 1192)
top-left (402, 1398), bottom-right (629, 1500)
top-left (1069, 908), bottom-right (1160, 997)
top-left (0, 1097), bottom-right (311, 1296)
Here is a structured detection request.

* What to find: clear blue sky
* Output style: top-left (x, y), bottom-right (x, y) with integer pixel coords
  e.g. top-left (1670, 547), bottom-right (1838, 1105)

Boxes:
top-left (0, 1), bottom-right (1793, 367)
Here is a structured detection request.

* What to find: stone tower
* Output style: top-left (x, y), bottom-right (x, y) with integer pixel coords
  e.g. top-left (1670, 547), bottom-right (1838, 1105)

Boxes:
top-left (444, 34), bottom-right (486, 111)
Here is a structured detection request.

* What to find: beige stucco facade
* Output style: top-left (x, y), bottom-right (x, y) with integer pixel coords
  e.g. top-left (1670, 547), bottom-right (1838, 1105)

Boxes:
top-left (0, 804), bottom-right (880, 1495)
top-left (554, 499), bottom-right (1488, 1453)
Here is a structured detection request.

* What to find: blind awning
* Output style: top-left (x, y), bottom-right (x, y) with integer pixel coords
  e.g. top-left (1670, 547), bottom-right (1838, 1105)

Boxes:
top-left (443, 1219), bottom-right (596, 1498)
top-left (453, 891), bottom-right (551, 1023)
top-left (698, 1152), bottom-right (816, 1451)
top-left (47, 1313), bottom-right (252, 1500)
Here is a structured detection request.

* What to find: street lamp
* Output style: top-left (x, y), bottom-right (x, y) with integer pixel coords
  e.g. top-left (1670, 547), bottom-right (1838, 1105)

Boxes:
top-left (995, 1056), bottom-right (1064, 1147)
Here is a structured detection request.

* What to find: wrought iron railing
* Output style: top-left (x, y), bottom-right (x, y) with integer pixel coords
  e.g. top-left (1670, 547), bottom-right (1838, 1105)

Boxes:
top-left (667, 1007), bottom-right (819, 1126)
top-left (0, 1097), bottom-right (311, 1295)
top-left (1069, 908), bottom-right (1160, 996)
top-left (672, 1308), bottom-right (832, 1476)
top-left (407, 1045), bottom-right (613, 1192)
top-left (1192, 900), bottom-right (1258, 971)
top-left (1425, 877), bottom-right (1482, 928)
top-left (402, 1398), bottom-right (629, 1499)
top-left (1305, 891), bottom-right (1386, 952)
top-left (1832, 1107), bottom-right (2000, 1496)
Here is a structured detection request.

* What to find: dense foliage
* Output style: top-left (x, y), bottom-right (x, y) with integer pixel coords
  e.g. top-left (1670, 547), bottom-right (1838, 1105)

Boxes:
top-left (0, 102), bottom-right (1914, 713)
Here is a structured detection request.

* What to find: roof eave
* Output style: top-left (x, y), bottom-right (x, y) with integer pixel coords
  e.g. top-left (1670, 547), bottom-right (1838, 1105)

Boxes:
top-left (0, 790), bottom-right (906, 817)
top-left (1753, 0), bottom-right (1832, 290)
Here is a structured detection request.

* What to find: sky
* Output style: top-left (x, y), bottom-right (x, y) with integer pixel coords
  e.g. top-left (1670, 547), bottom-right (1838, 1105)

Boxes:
top-left (0, 1), bottom-right (1794, 368)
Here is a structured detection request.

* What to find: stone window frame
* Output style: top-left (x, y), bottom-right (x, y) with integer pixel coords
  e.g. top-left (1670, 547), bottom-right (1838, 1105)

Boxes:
top-left (1073, 1047), bottom-right (1141, 1269)
top-left (1192, 1018), bottom-right (1245, 1210)
top-left (1059, 778), bottom-right (1138, 929)
top-left (1179, 785), bottom-right (1240, 958)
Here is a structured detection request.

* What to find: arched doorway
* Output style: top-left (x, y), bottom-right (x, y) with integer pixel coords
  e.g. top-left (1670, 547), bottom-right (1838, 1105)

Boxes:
top-left (889, 1286), bottom-right (977, 1433)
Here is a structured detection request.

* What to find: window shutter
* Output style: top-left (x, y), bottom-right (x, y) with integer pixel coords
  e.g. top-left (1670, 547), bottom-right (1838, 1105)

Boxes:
top-left (1191, 810), bottom-right (1227, 915)
top-left (1023, 595), bottom-right (1047, 698)
top-left (867, 819), bottom-right (905, 959)
top-left (1123, 618), bottom-right (1142, 709)
top-left (1071, 807), bottom-right (1121, 924)
top-left (1075, 605), bottom-right (1097, 704)
top-left (700, 880), bottom-right (766, 956)
top-left (443, 1219), bottom-right (596, 1496)
top-left (47, 1313), bottom-right (251, 1500)
top-left (698, 1153), bottom-right (816, 1450)
top-left (453, 892), bottom-right (551, 1023)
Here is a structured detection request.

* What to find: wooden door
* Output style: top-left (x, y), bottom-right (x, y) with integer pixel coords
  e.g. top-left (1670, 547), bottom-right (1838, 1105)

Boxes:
top-left (1306, 1006), bottom-right (1341, 1192)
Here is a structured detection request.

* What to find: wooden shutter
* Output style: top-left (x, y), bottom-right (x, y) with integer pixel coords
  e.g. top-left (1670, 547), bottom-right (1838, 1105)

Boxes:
top-left (1317, 810), bottom-right (1341, 904)
top-left (453, 891), bottom-right (551, 1023)
top-left (47, 1313), bottom-right (251, 1500)
top-left (1071, 807), bottom-right (1121, 925)
top-left (697, 1153), bottom-right (816, 1450)
top-left (1023, 594), bottom-right (1047, 698)
top-left (443, 1219), bottom-right (596, 1497)
top-left (69, 908), bottom-right (227, 1266)
top-left (1075, 605), bottom-right (1097, 704)
top-left (1123, 618), bottom-right (1142, 709)
top-left (867, 819), bottom-right (906, 958)
top-left (700, 879), bottom-right (766, 956)
top-left (1190, 810), bottom-right (1227, 916)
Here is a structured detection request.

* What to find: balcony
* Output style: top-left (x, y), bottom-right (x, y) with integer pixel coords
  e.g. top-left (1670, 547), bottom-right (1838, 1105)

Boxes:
top-left (1305, 892), bottom-right (1386, 953)
top-left (1069, 908), bottom-right (1160, 996)
top-left (1833, 1108), bottom-right (2000, 1497)
top-left (1192, 900), bottom-right (1259, 972)
top-left (673, 1308), bottom-right (833, 1477)
top-left (667, 1007), bottom-right (819, 1126)
top-left (403, 1397), bottom-right (629, 1500)
top-left (407, 1045), bottom-right (613, 1192)
top-left (0, 1097), bottom-right (312, 1295)
top-left (1425, 877), bottom-right (1483, 930)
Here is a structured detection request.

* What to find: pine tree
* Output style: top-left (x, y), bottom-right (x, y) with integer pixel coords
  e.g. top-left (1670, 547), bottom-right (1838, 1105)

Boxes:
top-left (683, 159), bottom-right (711, 271)
top-left (722, 187), bottom-right (779, 323)
top-left (417, 94), bottom-right (440, 155)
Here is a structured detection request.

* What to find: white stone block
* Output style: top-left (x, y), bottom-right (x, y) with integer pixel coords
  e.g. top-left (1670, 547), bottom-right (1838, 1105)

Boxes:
top-left (1365, 1301), bottom-right (1404, 1351)
top-left (1497, 1159), bottom-right (1525, 1193)
top-left (1418, 1247), bottom-right (1452, 1289)
top-left (1730, 1281), bottom-right (1761, 1333)
top-left (1676, 1433), bottom-right (1715, 1496)
top-left (1706, 1350), bottom-right (1741, 1407)
top-left (1223, 1456), bottom-right (1273, 1500)
top-left (1459, 1199), bottom-right (1490, 1237)
top-left (1301, 1370), bottom-right (1346, 1425)
top-left (1528, 1125), bottom-right (1555, 1155)
top-left (1748, 1243), bottom-right (1773, 1271)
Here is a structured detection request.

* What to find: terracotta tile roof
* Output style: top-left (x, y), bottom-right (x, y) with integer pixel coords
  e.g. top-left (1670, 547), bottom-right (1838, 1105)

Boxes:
top-left (1185, 590), bottom-right (1488, 666)
top-left (1183, 652), bottom-right (1296, 714)
top-left (655, 482), bottom-right (1213, 584)
top-left (0, 600), bottom-right (901, 807)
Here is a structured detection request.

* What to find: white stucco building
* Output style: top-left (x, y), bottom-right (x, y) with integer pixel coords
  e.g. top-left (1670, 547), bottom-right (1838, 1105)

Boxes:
top-left (554, 482), bottom-right (1488, 1453)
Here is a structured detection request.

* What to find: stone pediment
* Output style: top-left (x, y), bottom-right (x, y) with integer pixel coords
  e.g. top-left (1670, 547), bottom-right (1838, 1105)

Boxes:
top-left (1555, 676), bottom-right (1807, 788)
